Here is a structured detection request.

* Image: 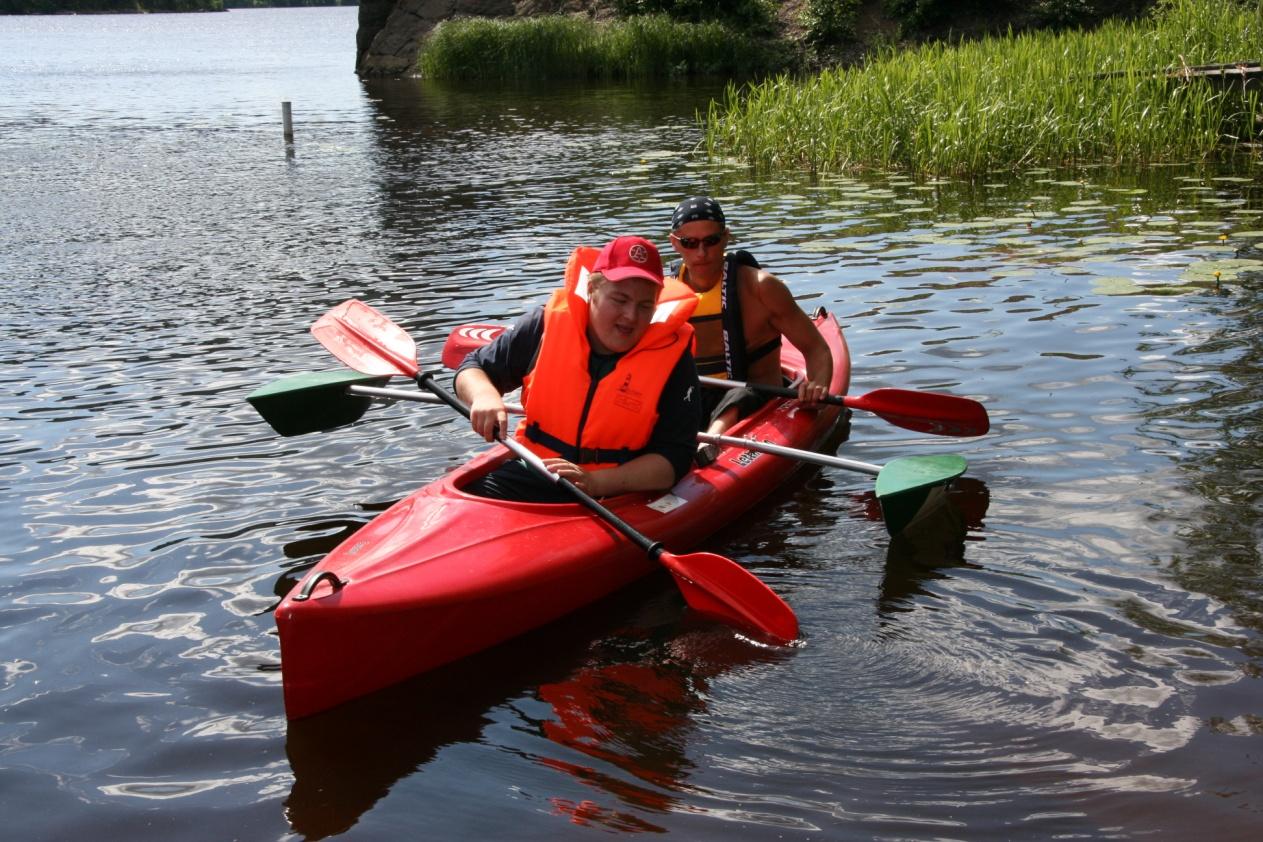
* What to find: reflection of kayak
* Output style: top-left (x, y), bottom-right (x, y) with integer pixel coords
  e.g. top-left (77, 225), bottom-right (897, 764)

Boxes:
top-left (276, 311), bottom-right (851, 720)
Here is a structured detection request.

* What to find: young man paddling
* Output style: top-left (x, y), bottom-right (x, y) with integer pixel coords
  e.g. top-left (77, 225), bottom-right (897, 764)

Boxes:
top-left (668, 197), bottom-right (834, 463)
top-left (455, 236), bottom-right (701, 502)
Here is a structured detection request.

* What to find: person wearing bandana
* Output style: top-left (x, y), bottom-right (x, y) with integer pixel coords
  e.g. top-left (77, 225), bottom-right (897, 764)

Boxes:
top-left (667, 196), bottom-right (834, 465)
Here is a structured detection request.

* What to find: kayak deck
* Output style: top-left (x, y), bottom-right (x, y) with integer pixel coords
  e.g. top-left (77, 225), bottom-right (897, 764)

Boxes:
top-left (276, 312), bottom-right (851, 719)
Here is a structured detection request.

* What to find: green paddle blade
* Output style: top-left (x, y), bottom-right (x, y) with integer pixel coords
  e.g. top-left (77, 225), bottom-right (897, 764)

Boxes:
top-left (875, 454), bottom-right (968, 535)
top-left (247, 370), bottom-right (390, 437)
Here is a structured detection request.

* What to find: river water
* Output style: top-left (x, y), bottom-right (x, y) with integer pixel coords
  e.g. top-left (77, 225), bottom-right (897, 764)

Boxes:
top-left (2, 8), bottom-right (1261, 840)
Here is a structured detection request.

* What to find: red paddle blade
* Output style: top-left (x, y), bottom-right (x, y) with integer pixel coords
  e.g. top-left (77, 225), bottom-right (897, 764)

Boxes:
top-left (658, 550), bottom-right (799, 644)
top-left (312, 299), bottom-right (420, 378)
top-left (441, 323), bottom-right (510, 369)
top-left (848, 388), bottom-right (990, 437)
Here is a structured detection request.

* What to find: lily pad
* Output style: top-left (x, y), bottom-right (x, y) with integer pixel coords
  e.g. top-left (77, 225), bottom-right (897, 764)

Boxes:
top-left (799, 239), bottom-right (843, 252)
top-left (1181, 259), bottom-right (1263, 282)
top-left (1092, 276), bottom-right (1191, 296)
top-left (1081, 234), bottom-right (1143, 245)
top-left (905, 233), bottom-right (976, 246)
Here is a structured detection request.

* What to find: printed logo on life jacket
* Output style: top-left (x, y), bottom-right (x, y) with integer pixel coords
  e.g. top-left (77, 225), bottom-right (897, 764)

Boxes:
top-left (613, 373), bottom-right (644, 413)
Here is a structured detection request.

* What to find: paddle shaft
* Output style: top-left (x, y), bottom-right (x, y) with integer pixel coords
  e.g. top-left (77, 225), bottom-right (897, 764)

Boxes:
top-left (349, 383), bottom-right (885, 476)
top-left (414, 373), bottom-right (661, 557)
top-left (697, 432), bottom-right (880, 476)
top-left (443, 323), bottom-right (987, 437)
top-left (699, 374), bottom-right (844, 405)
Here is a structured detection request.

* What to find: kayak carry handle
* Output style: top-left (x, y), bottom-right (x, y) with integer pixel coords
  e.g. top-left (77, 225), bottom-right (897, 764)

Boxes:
top-left (292, 571), bottom-right (345, 602)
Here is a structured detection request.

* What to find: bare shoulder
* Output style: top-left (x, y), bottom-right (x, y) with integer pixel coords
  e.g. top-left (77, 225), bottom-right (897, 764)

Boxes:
top-left (744, 264), bottom-right (827, 354)
top-left (744, 264), bottom-right (798, 314)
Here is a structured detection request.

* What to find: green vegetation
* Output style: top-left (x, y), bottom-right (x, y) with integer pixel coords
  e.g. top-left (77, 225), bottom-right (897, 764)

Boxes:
top-left (417, 14), bottom-right (793, 81)
top-left (613, 0), bottom-right (777, 34)
top-left (704, 0), bottom-right (1262, 176)
top-left (883, 0), bottom-right (1107, 31)
top-left (801, 0), bottom-right (861, 46)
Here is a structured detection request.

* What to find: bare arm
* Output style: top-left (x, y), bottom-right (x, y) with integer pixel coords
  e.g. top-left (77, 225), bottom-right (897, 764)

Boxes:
top-left (454, 367), bottom-right (508, 442)
top-left (754, 269), bottom-right (834, 403)
top-left (545, 453), bottom-right (676, 498)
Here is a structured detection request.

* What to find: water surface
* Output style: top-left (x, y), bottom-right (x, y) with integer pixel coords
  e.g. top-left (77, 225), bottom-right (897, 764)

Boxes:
top-left (2, 8), bottom-right (1262, 841)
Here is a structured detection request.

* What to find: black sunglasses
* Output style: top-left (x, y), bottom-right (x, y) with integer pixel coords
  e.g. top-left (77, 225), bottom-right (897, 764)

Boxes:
top-left (674, 231), bottom-right (725, 250)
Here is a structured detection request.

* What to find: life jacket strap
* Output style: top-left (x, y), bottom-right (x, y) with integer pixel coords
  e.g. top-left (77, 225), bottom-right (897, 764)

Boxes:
top-left (523, 421), bottom-right (645, 466)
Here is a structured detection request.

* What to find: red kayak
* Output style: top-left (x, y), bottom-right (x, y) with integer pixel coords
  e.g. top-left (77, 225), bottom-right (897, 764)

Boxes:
top-left (276, 311), bottom-right (851, 719)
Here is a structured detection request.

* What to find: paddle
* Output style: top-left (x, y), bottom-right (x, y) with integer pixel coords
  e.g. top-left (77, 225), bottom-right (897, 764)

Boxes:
top-left (307, 299), bottom-right (800, 644)
top-left (441, 323), bottom-right (989, 437)
top-left (248, 375), bottom-right (966, 534)
top-left (699, 377), bottom-right (989, 437)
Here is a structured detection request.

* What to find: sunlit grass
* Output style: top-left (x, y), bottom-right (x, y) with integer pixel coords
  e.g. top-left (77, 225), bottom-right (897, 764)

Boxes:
top-left (417, 14), bottom-right (791, 81)
top-left (704, 0), bottom-right (1262, 176)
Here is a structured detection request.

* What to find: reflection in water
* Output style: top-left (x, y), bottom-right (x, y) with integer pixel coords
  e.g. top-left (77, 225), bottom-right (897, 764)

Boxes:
top-left (354, 76), bottom-right (733, 334)
top-left (1142, 280), bottom-right (1263, 636)
top-left (281, 585), bottom-right (638, 839)
top-left (533, 629), bottom-right (783, 831)
top-left (879, 478), bottom-right (990, 621)
top-left (283, 579), bottom-right (783, 839)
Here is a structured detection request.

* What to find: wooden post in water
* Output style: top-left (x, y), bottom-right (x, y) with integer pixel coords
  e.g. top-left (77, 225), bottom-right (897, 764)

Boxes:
top-left (282, 101), bottom-right (295, 146)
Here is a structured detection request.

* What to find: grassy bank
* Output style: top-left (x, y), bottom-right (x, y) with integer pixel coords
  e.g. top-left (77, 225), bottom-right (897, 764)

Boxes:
top-left (704, 0), bottom-right (1261, 176)
top-left (417, 14), bottom-right (793, 81)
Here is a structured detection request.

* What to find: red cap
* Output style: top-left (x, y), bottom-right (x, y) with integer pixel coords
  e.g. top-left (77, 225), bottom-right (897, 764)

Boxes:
top-left (592, 236), bottom-right (664, 286)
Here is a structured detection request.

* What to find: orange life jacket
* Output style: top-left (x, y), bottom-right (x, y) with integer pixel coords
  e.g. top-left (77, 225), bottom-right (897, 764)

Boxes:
top-left (518, 246), bottom-right (696, 470)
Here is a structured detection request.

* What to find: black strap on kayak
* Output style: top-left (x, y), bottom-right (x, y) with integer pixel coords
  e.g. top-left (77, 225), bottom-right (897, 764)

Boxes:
top-left (522, 421), bottom-right (646, 466)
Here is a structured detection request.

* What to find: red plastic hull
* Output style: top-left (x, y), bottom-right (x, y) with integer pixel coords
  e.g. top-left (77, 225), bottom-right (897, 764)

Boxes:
top-left (276, 314), bottom-right (851, 719)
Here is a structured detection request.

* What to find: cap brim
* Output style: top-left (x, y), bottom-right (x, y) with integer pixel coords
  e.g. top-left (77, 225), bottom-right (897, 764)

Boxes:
top-left (601, 266), bottom-right (664, 285)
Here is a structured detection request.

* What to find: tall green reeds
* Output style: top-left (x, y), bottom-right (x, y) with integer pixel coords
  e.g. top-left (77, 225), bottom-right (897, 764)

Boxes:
top-left (417, 14), bottom-right (791, 81)
top-left (705, 0), bottom-right (1262, 175)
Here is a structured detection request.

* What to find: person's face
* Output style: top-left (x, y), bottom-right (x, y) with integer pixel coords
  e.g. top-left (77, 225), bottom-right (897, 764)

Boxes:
top-left (669, 220), bottom-right (729, 279)
top-left (586, 275), bottom-right (660, 354)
